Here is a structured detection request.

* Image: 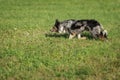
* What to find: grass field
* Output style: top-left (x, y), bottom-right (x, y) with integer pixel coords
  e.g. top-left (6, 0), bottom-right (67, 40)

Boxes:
top-left (0, 0), bottom-right (120, 80)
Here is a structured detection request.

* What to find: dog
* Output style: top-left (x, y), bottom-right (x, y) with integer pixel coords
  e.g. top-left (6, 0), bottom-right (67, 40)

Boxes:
top-left (50, 19), bottom-right (76, 33)
top-left (50, 19), bottom-right (108, 40)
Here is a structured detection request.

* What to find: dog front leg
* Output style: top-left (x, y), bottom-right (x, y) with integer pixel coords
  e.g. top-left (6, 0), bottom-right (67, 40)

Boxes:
top-left (77, 33), bottom-right (81, 39)
top-left (69, 33), bottom-right (76, 39)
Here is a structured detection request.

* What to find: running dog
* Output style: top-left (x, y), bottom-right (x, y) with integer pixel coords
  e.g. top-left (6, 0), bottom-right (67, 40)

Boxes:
top-left (50, 19), bottom-right (108, 40)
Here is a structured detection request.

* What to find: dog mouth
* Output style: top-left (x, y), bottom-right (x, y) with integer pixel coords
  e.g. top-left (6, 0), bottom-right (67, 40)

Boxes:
top-left (50, 29), bottom-right (57, 32)
top-left (50, 27), bottom-right (58, 32)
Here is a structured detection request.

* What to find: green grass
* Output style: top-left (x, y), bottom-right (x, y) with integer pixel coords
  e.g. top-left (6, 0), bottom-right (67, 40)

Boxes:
top-left (0, 0), bottom-right (120, 80)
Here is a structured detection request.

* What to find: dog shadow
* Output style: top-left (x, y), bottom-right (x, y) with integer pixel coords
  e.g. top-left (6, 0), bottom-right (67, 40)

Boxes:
top-left (45, 32), bottom-right (94, 40)
top-left (45, 33), bottom-right (68, 38)
top-left (45, 33), bottom-right (108, 41)
top-left (82, 33), bottom-right (93, 40)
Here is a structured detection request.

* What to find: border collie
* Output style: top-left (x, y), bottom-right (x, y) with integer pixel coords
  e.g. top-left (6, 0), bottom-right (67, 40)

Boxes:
top-left (50, 19), bottom-right (108, 40)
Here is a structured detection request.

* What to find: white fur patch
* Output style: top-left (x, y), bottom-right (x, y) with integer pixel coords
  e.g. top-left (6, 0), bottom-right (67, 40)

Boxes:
top-left (66, 20), bottom-right (74, 28)
top-left (103, 30), bottom-right (108, 35)
top-left (77, 34), bottom-right (81, 39)
top-left (59, 26), bottom-right (64, 33)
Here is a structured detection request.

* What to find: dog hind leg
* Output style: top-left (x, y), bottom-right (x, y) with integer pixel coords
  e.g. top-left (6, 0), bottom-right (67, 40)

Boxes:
top-left (77, 33), bottom-right (81, 39)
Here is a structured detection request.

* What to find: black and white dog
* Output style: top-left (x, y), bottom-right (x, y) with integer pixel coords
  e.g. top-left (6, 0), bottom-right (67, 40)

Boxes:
top-left (50, 19), bottom-right (108, 40)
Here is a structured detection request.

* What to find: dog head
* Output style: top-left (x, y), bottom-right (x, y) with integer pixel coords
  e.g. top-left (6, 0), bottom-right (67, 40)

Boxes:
top-left (50, 19), bottom-right (65, 33)
top-left (50, 19), bottom-right (60, 32)
top-left (99, 30), bottom-right (108, 40)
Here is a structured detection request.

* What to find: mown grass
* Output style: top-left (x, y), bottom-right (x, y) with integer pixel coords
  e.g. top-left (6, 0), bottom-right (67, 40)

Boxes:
top-left (0, 0), bottom-right (120, 80)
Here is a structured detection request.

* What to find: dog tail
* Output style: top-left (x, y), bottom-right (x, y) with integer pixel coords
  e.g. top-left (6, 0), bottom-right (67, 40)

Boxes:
top-left (100, 24), bottom-right (108, 39)
top-left (100, 27), bottom-right (108, 39)
top-left (103, 30), bottom-right (108, 37)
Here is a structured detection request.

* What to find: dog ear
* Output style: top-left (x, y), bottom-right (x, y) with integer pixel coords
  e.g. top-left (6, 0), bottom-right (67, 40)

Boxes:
top-left (56, 19), bottom-right (60, 23)
top-left (56, 19), bottom-right (59, 22)
top-left (55, 19), bottom-right (60, 26)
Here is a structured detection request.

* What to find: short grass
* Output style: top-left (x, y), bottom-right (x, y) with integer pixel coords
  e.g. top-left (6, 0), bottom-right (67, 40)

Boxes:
top-left (0, 0), bottom-right (120, 80)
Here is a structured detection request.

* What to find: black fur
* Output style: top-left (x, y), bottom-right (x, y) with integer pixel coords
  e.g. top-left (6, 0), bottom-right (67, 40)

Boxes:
top-left (71, 19), bottom-right (101, 30)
